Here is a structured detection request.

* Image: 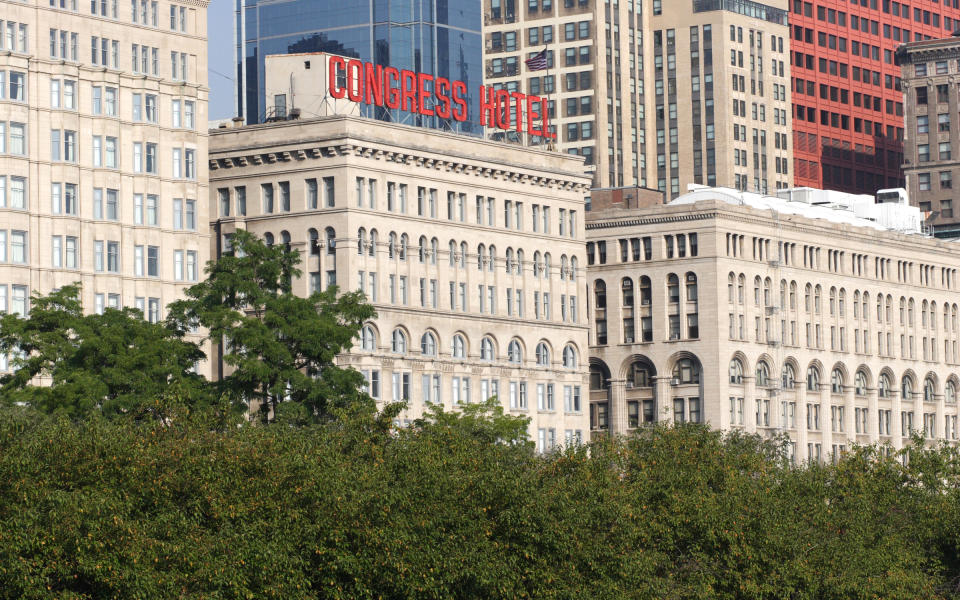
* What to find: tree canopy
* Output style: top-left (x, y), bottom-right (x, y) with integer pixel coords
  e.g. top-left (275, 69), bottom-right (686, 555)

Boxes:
top-left (2, 403), bottom-right (960, 599)
top-left (166, 229), bottom-right (376, 424)
top-left (0, 285), bottom-right (208, 419)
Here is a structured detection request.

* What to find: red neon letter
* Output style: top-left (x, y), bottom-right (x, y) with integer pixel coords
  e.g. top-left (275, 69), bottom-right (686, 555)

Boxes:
top-left (384, 67), bottom-right (401, 109)
top-left (328, 56), bottom-right (346, 99)
top-left (346, 60), bottom-right (364, 103)
top-left (364, 62), bottom-right (384, 107)
top-left (478, 85), bottom-right (496, 127)
top-left (450, 81), bottom-right (469, 122)
top-left (417, 72), bottom-right (435, 116)
top-left (435, 77), bottom-right (452, 119)
top-left (495, 90), bottom-right (511, 130)
top-left (400, 69), bottom-right (417, 113)
top-left (510, 92), bottom-right (526, 132)
top-left (525, 94), bottom-right (541, 137)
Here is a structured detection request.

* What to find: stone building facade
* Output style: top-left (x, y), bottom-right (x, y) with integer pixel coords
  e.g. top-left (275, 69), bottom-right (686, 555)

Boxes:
top-left (208, 115), bottom-right (591, 448)
top-left (0, 0), bottom-right (210, 372)
top-left (586, 185), bottom-right (960, 462)
top-left (482, 0), bottom-right (794, 195)
top-left (898, 36), bottom-right (960, 239)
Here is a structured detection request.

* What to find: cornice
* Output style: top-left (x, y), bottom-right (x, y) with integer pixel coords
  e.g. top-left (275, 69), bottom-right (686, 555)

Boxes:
top-left (585, 211), bottom-right (719, 230)
top-left (210, 139), bottom-right (591, 194)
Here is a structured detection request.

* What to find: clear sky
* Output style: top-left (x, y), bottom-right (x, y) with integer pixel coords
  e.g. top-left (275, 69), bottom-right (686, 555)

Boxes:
top-left (208, 0), bottom-right (236, 120)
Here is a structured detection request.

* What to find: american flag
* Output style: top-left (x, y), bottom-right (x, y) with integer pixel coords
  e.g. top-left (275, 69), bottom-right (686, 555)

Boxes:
top-left (524, 48), bottom-right (548, 71)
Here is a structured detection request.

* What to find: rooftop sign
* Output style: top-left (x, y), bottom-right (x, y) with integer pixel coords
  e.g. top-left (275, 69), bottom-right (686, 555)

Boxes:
top-left (327, 55), bottom-right (556, 139)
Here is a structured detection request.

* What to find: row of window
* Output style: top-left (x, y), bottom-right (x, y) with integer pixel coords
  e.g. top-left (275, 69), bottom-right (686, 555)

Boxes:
top-left (587, 233), bottom-right (697, 265)
top-left (48, 0), bottom-right (189, 33)
top-left (726, 236), bottom-right (956, 288)
top-left (350, 271), bottom-right (579, 323)
top-left (728, 274), bottom-right (960, 333)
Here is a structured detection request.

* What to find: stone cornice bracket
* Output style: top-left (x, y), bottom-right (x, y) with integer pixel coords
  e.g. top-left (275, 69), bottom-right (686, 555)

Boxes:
top-left (278, 151), bottom-right (292, 162)
top-left (250, 154), bottom-right (263, 166)
top-left (264, 153), bottom-right (277, 163)
top-left (373, 150), bottom-right (385, 161)
top-left (234, 156), bottom-right (247, 167)
top-left (295, 149), bottom-right (307, 161)
top-left (209, 159), bottom-right (219, 170)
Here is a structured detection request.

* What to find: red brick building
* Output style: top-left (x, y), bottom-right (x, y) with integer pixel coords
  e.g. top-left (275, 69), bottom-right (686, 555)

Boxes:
top-left (790, 0), bottom-right (960, 193)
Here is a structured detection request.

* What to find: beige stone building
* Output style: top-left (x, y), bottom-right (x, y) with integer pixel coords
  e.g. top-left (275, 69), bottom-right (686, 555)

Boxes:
top-left (897, 36), bottom-right (960, 239)
top-left (482, 0), bottom-right (794, 197)
top-left (586, 185), bottom-right (960, 462)
top-left (0, 0), bottom-right (211, 371)
top-left (208, 115), bottom-right (591, 448)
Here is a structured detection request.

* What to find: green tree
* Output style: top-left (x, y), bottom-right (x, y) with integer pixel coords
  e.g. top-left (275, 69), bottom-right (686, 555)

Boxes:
top-left (166, 229), bottom-right (376, 423)
top-left (0, 285), bottom-right (208, 419)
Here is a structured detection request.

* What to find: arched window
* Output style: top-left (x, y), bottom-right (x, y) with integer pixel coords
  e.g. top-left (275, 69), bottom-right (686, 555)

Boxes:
top-left (481, 337), bottom-right (495, 361)
top-left (388, 232), bottom-right (397, 259)
top-left (804, 283), bottom-right (812, 312)
top-left (357, 228), bottom-right (367, 255)
top-left (672, 358), bottom-right (700, 384)
top-left (515, 249), bottom-right (524, 274)
top-left (505, 248), bottom-right (514, 273)
top-left (901, 376), bottom-right (913, 401)
top-left (533, 251), bottom-right (542, 277)
top-left (687, 272), bottom-right (698, 302)
top-left (507, 340), bottom-right (522, 364)
top-left (399, 234), bottom-right (408, 260)
top-left (622, 278), bottom-right (634, 307)
top-left (639, 276), bottom-right (651, 306)
top-left (789, 281), bottom-right (797, 309)
top-left (420, 332), bottom-right (437, 357)
top-left (477, 244), bottom-right (486, 270)
top-left (309, 228), bottom-right (320, 255)
top-left (562, 345), bottom-right (577, 369)
top-left (782, 364), bottom-right (796, 389)
top-left (829, 287), bottom-right (837, 315)
top-left (543, 253), bottom-right (551, 279)
top-left (737, 274), bottom-right (745, 303)
top-left (460, 242), bottom-right (467, 269)
top-left (361, 325), bottom-right (376, 351)
top-left (854, 291), bottom-right (861, 318)
top-left (368, 229), bottom-right (378, 257)
top-left (264, 232), bottom-right (274, 246)
top-left (325, 227), bottom-right (336, 255)
top-left (430, 238), bottom-right (438, 265)
top-left (831, 368), bottom-right (843, 394)
top-left (855, 371), bottom-right (867, 396)
top-left (561, 255), bottom-right (569, 279)
top-left (487, 245), bottom-right (496, 272)
top-left (806, 365), bottom-right (820, 391)
top-left (667, 273), bottom-right (680, 303)
top-left (569, 256), bottom-right (578, 281)
top-left (536, 342), bottom-right (550, 366)
top-left (448, 240), bottom-right (456, 266)
top-left (594, 280), bottom-right (607, 309)
top-left (763, 277), bottom-right (771, 306)
top-left (909, 298), bottom-right (916, 326)
top-left (391, 329), bottom-right (407, 354)
top-left (590, 362), bottom-right (611, 390)
top-left (924, 378), bottom-right (936, 403)
top-left (729, 357), bottom-right (744, 384)
top-left (839, 289), bottom-right (846, 316)
top-left (754, 276), bottom-right (762, 305)
top-left (814, 285), bottom-right (822, 314)
top-left (879, 373), bottom-right (892, 398)
top-left (627, 359), bottom-right (655, 388)
top-left (947, 381), bottom-right (957, 404)
top-left (728, 272), bottom-right (735, 303)
top-left (452, 334), bottom-right (466, 359)
top-left (418, 236), bottom-right (427, 262)
top-left (756, 360), bottom-right (770, 387)
top-left (280, 230), bottom-right (291, 251)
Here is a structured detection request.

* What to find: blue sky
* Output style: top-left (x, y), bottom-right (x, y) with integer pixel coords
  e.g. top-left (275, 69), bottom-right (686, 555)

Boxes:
top-left (208, 0), bottom-right (235, 120)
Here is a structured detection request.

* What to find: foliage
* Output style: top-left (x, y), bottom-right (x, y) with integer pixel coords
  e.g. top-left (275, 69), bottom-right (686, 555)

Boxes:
top-left (166, 229), bottom-right (376, 423)
top-left (3, 405), bottom-right (960, 599)
top-left (0, 286), bottom-right (208, 419)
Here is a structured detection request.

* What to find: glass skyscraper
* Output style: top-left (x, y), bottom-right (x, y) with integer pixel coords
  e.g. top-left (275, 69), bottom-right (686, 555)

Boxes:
top-left (235, 0), bottom-right (482, 133)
